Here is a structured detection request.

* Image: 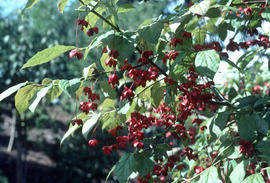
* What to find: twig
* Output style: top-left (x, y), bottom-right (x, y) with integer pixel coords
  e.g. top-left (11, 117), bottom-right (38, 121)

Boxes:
top-left (78, 0), bottom-right (121, 32)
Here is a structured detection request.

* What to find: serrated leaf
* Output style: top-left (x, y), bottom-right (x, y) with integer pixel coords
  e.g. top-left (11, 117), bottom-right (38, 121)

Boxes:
top-left (59, 78), bottom-right (81, 98)
top-left (60, 123), bottom-right (80, 146)
top-left (82, 113), bottom-right (101, 139)
top-left (29, 85), bottom-right (52, 112)
top-left (206, 8), bottom-right (221, 18)
top-left (24, 0), bottom-right (39, 9)
top-left (22, 45), bottom-right (75, 69)
top-left (189, 0), bottom-right (210, 15)
top-left (46, 85), bottom-right (63, 102)
top-left (238, 114), bottom-right (258, 141)
top-left (61, 113), bottom-right (89, 145)
top-left (197, 166), bottom-right (222, 183)
top-left (192, 28), bottom-right (206, 44)
top-left (229, 160), bottom-right (246, 183)
top-left (241, 173), bottom-right (264, 183)
top-left (261, 9), bottom-right (270, 22)
top-left (102, 111), bottom-right (125, 130)
top-left (42, 78), bottom-right (52, 85)
top-left (0, 82), bottom-right (27, 102)
top-left (218, 22), bottom-right (228, 41)
top-left (57, 0), bottom-right (69, 13)
top-left (85, 7), bottom-right (105, 28)
top-left (253, 114), bottom-right (269, 135)
top-left (85, 31), bottom-right (114, 58)
top-left (100, 98), bottom-right (115, 111)
top-left (118, 4), bottom-right (135, 13)
top-left (100, 81), bottom-right (117, 99)
top-left (195, 50), bottom-right (220, 79)
top-left (209, 111), bottom-right (230, 138)
top-left (151, 83), bottom-right (164, 108)
top-left (15, 85), bottom-right (42, 114)
top-left (83, 63), bottom-right (96, 79)
top-left (108, 32), bottom-right (135, 62)
top-left (115, 153), bottom-right (136, 183)
top-left (134, 152), bottom-right (155, 177)
top-left (138, 20), bottom-right (163, 44)
top-left (22, 0), bottom-right (39, 16)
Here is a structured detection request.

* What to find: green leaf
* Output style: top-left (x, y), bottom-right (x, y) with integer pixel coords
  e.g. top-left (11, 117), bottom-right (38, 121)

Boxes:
top-left (102, 112), bottom-right (125, 130)
top-left (108, 32), bottom-right (135, 62)
top-left (115, 153), bottom-right (136, 183)
top-left (83, 63), bottom-right (96, 79)
top-left (29, 85), bottom-right (52, 112)
top-left (185, 16), bottom-right (198, 32)
top-left (189, 0), bottom-right (210, 15)
top-left (218, 22), bottom-right (228, 41)
top-left (22, 45), bottom-right (75, 69)
top-left (85, 7), bottom-right (106, 28)
top-left (100, 81), bottom-right (117, 99)
top-left (100, 98), bottom-right (115, 111)
top-left (118, 4), bottom-right (135, 13)
top-left (206, 8), bottom-right (221, 18)
top-left (60, 113), bottom-right (89, 145)
top-left (195, 50), bottom-right (220, 79)
top-left (237, 50), bottom-right (260, 71)
top-left (59, 79), bottom-right (81, 98)
top-left (22, 0), bottom-right (39, 16)
top-left (197, 166), bottom-right (222, 183)
top-left (61, 124), bottom-right (80, 145)
top-left (0, 82), bottom-right (27, 102)
top-left (134, 152), bottom-right (155, 177)
top-left (238, 114), bottom-right (258, 141)
top-left (57, 0), bottom-right (69, 13)
top-left (236, 95), bottom-right (259, 109)
top-left (82, 113), bottom-right (101, 139)
top-left (192, 28), bottom-right (206, 44)
top-left (261, 9), bottom-right (270, 22)
top-left (150, 82), bottom-right (164, 108)
top-left (254, 114), bottom-right (269, 135)
top-left (85, 31), bottom-right (114, 58)
top-left (241, 173), bottom-right (264, 183)
top-left (46, 84), bottom-right (63, 102)
top-left (106, 165), bottom-right (116, 182)
top-left (24, 0), bottom-right (39, 9)
top-left (229, 160), bottom-right (246, 183)
top-left (138, 19), bottom-right (163, 44)
top-left (15, 85), bottom-right (42, 114)
top-left (209, 111), bottom-right (230, 138)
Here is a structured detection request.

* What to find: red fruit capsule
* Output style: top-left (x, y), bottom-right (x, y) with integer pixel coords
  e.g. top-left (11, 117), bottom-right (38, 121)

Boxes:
top-left (88, 139), bottom-right (98, 147)
top-left (69, 50), bottom-right (83, 60)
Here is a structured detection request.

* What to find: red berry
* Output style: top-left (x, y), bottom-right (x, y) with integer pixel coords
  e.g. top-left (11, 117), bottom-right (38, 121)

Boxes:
top-left (69, 50), bottom-right (83, 60)
top-left (88, 139), bottom-right (98, 147)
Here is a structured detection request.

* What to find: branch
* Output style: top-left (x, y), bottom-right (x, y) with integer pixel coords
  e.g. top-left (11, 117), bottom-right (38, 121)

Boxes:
top-left (232, 0), bottom-right (266, 5)
top-left (78, 0), bottom-right (121, 32)
top-left (209, 100), bottom-right (236, 108)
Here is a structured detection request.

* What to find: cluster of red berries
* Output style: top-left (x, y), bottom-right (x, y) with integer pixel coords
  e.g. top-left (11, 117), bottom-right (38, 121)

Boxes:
top-left (162, 50), bottom-right (178, 65)
top-left (79, 87), bottom-right (100, 114)
top-left (137, 51), bottom-right (154, 64)
top-left (77, 18), bottom-right (99, 37)
top-left (239, 139), bottom-right (254, 156)
top-left (194, 41), bottom-right (222, 52)
top-left (238, 7), bottom-right (253, 16)
top-left (177, 66), bottom-right (218, 121)
top-left (138, 155), bottom-right (184, 183)
top-left (71, 119), bottom-right (83, 126)
top-left (127, 67), bottom-right (159, 87)
top-left (169, 32), bottom-right (191, 48)
top-left (227, 34), bottom-right (270, 51)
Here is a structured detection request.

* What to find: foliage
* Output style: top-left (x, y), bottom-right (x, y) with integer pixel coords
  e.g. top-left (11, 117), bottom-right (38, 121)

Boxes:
top-left (2, 0), bottom-right (270, 182)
